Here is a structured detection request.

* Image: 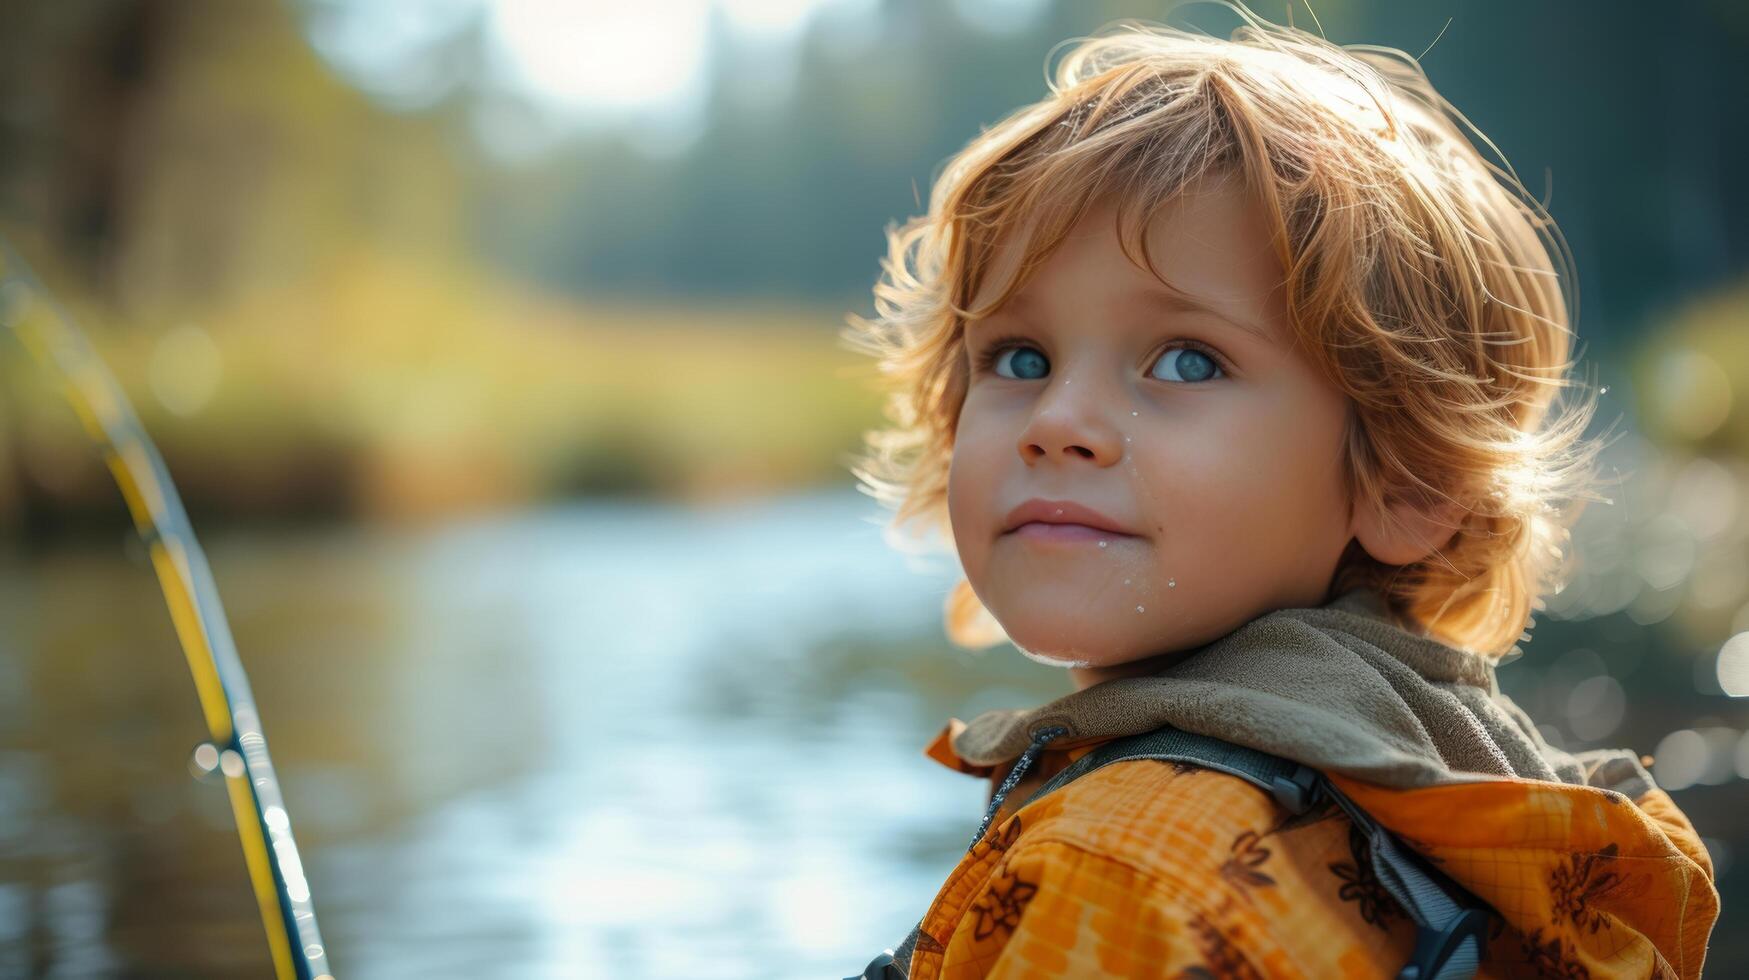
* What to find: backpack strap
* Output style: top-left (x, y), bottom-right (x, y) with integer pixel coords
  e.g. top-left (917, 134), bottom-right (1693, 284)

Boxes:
top-left (849, 724), bottom-right (1490, 980)
top-left (1025, 724), bottom-right (1323, 814)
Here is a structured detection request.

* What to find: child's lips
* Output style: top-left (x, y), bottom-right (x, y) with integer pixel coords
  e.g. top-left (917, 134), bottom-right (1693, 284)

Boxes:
top-left (1009, 521), bottom-right (1140, 543)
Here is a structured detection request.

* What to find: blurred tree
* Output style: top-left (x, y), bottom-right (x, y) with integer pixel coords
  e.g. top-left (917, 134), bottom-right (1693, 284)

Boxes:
top-left (0, 1), bottom-right (174, 298)
top-left (0, 0), bottom-right (470, 321)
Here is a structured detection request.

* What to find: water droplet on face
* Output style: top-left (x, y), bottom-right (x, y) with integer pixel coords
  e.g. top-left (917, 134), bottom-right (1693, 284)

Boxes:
top-left (1098, 540), bottom-right (1107, 548)
top-left (1131, 411), bottom-right (1138, 416)
top-left (1054, 509), bottom-right (1063, 515)
top-left (1136, 605), bottom-right (1145, 613)
top-left (1168, 579), bottom-right (1176, 588)
top-left (1123, 579), bottom-right (1131, 585)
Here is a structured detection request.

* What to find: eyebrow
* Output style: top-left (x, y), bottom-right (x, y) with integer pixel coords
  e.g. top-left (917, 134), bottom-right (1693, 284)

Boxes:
top-left (978, 288), bottom-right (1276, 347)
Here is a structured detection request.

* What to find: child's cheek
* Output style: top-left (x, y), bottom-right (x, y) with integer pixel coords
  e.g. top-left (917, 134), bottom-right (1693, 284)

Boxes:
top-left (944, 415), bottom-right (1004, 574)
top-left (1127, 426), bottom-right (1251, 527)
top-left (1128, 422), bottom-right (1314, 569)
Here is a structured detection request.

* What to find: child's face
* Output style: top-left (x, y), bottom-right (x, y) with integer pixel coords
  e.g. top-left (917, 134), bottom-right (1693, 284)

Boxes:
top-left (947, 177), bottom-right (1359, 689)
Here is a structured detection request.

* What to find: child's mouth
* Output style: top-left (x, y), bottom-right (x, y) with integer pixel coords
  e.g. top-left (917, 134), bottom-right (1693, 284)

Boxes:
top-left (1010, 522), bottom-right (1138, 543)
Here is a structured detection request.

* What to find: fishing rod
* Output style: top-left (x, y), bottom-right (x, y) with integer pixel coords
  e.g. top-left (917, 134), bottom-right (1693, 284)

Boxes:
top-left (0, 237), bottom-right (333, 980)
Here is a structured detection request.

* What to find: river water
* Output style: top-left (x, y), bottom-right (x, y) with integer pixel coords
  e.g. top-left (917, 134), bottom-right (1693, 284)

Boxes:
top-left (0, 487), bottom-right (1071, 978)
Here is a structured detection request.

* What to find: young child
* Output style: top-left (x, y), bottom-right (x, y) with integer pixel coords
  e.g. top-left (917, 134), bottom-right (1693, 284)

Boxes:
top-left (841, 7), bottom-right (1720, 979)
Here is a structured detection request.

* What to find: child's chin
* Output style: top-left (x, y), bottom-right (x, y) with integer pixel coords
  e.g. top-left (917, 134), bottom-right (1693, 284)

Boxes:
top-left (1014, 645), bottom-right (1100, 669)
top-left (1001, 623), bottom-right (1137, 669)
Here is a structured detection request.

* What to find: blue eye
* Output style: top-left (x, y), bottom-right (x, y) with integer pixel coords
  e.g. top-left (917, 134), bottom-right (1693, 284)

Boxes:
top-left (1151, 347), bottom-right (1222, 383)
top-left (972, 336), bottom-right (1228, 384)
top-left (991, 345), bottom-right (1050, 380)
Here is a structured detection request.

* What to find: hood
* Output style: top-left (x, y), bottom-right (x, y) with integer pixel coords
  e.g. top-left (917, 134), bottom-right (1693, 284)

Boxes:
top-left (926, 587), bottom-right (1721, 978)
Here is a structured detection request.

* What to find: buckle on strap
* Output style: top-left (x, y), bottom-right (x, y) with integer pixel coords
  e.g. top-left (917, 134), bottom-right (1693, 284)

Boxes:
top-left (847, 949), bottom-right (902, 980)
top-left (1269, 765), bottom-right (1321, 814)
top-left (1396, 906), bottom-right (1490, 980)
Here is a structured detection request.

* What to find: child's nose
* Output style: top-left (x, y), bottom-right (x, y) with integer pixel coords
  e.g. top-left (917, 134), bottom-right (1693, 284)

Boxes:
top-left (1017, 377), bottom-right (1128, 467)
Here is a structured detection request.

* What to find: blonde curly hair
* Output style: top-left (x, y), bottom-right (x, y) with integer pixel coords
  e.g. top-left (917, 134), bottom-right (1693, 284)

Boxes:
top-left (839, 3), bottom-right (1606, 659)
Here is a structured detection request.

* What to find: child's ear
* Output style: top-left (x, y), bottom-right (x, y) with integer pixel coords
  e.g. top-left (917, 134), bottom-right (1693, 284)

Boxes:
top-left (1349, 491), bottom-right (1467, 567)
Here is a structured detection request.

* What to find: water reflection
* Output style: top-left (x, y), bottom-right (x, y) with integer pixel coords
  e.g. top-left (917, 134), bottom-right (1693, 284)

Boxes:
top-left (0, 488), bottom-right (1065, 977)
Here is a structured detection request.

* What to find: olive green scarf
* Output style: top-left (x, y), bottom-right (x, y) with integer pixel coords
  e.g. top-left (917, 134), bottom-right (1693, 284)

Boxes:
top-left (947, 587), bottom-right (1656, 797)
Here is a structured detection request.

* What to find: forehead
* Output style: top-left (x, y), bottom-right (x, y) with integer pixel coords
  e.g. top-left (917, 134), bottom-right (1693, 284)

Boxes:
top-left (966, 182), bottom-right (1287, 346)
top-left (977, 284), bottom-right (1277, 350)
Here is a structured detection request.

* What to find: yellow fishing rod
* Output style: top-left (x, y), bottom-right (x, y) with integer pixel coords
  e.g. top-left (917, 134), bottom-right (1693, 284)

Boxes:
top-left (0, 238), bottom-right (333, 980)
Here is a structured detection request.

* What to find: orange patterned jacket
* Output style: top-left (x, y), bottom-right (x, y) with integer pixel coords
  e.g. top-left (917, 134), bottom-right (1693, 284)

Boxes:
top-left (902, 718), bottom-right (1719, 979)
